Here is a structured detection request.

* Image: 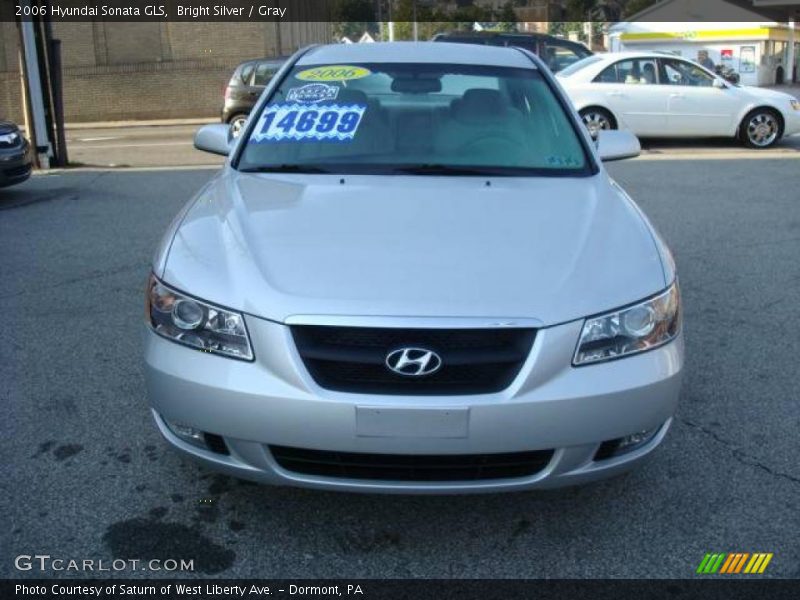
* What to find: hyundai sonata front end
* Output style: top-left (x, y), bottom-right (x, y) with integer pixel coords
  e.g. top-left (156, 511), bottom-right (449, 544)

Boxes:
top-left (143, 42), bottom-right (683, 493)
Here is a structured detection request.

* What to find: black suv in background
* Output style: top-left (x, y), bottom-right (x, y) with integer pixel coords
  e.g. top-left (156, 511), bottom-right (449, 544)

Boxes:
top-left (222, 57), bottom-right (288, 136)
top-left (432, 31), bottom-right (592, 72)
top-left (0, 121), bottom-right (33, 188)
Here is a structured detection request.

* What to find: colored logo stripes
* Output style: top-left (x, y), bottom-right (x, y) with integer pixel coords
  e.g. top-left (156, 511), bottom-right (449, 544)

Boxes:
top-left (697, 553), bottom-right (773, 574)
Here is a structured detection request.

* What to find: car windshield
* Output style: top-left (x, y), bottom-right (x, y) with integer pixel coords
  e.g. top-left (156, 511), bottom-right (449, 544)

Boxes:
top-left (236, 62), bottom-right (590, 176)
top-left (557, 55), bottom-right (604, 78)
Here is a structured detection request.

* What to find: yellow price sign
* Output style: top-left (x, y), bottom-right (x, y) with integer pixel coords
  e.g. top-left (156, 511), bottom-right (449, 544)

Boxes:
top-left (296, 65), bottom-right (372, 82)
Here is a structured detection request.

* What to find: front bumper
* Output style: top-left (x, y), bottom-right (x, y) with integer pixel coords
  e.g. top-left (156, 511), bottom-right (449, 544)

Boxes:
top-left (144, 315), bottom-right (683, 494)
top-left (0, 141), bottom-right (33, 188)
top-left (784, 107), bottom-right (800, 137)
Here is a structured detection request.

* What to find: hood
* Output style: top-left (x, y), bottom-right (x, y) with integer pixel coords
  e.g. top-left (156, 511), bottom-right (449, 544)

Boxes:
top-left (738, 86), bottom-right (795, 103)
top-left (159, 171), bottom-right (667, 326)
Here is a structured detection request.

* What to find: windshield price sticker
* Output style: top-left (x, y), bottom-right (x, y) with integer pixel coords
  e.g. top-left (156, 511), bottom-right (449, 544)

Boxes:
top-left (286, 83), bottom-right (340, 103)
top-left (546, 155), bottom-right (582, 167)
top-left (250, 103), bottom-right (366, 142)
top-left (296, 65), bottom-right (371, 82)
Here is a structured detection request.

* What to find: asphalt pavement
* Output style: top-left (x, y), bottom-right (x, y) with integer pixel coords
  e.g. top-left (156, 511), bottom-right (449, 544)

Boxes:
top-left (1, 151), bottom-right (799, 578)
top-left (66, 124), bottom-right (224, 169)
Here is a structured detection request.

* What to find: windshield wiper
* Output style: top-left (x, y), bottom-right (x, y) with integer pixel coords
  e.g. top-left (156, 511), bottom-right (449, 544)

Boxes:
top-left (239, 164), bottom-right (332, 174)
top-left (391, 164), bottom-right (502, 176)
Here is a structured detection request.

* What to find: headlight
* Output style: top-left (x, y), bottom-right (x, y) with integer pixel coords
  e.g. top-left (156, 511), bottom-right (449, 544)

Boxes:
top-left (146, 274), bottom-right (253, 361)
top-left (573, 282), bottom-right (681, 366)
top-left (790, 99), bottom-right (800, 111)
top-left (0, 132), bottom-right (20, 145)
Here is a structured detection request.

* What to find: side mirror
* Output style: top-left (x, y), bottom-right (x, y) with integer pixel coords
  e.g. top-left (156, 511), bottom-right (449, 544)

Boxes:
top-left (194, 124), bottom-right (233, 156)
top-left (712, 78), bottom-right (727, 89)
top-left (597, 130), bottom-right (640, 162)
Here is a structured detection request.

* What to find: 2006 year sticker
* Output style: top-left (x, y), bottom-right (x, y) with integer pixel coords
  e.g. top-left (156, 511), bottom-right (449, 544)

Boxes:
top-left (250, 103), bottom-right (366, 142)
top-left (295, 65), bottom-right (371, 82)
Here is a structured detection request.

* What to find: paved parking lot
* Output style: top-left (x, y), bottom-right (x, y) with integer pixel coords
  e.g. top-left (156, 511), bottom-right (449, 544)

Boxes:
top-left (2, 153), bottom-right (799, 578)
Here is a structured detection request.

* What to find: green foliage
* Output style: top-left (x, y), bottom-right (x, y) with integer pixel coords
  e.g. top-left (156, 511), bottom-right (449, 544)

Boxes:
top-left (548, 22), bottom-right (584, 39)
top-left (491, 2), bottom-right (519, 32)
top-left (331, 0), bottom-right (375, 23)
top-left (389, 0), bottom-right (491, 40)
top-left (560, 0), bottom-right (654, 22)
top-left (622, 0), bottom-right (659, 18)
top-left (562, 0), bottom-right (596, 21)
top-left (331, 0), bottom-right (377, 40)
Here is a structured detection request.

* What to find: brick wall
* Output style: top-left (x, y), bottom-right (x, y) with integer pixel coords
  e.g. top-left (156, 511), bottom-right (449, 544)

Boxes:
top-left (0, 21), bottom-right (332, 123)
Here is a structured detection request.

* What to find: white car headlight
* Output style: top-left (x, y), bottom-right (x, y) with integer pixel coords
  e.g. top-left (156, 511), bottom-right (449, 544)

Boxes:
top-left (146, 274), bottom-right (253, 361)
top-left (790, 99), bottom-right (800, 111)
top-left (573, 282), bottom-right (681, 366)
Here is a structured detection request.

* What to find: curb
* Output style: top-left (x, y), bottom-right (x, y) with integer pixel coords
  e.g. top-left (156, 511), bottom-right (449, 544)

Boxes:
top-left (64, 117), bottom-right (219, 130)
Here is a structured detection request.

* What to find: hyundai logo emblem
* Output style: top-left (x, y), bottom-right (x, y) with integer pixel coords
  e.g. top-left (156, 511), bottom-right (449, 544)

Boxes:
top-left (385, 347), bottom-right (442, 377)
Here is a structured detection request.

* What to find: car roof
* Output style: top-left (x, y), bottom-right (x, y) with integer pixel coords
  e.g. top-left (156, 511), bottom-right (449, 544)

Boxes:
top-left (236, 57), bottom-right (289, 69)
top-left (434, 31), bottom-right (590, 50)
top-left (435, 31), bottom-right (571, 42)
top-left (436, 31), bottom-right (547, 38)
top-left (298, 42), bottom-right (538, 69)
top-left (592, 51), bottom-right (688, 62)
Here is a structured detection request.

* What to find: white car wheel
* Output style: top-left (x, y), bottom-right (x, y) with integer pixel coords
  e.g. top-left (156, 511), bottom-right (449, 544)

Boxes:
top-left (579, 108), bottom-right (615, 137)
top-left (741, 110), bottom-right (781, 148)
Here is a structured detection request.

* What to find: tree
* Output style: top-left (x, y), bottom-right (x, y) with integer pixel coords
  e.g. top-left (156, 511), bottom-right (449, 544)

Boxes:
top-left (622, 0), bottom-right (659, 19)
top-left (588, 0), bottom-right (624, 21)
top-left (563, 0), bottom-right (596, 21)
top-left (548, 22), bottom-right (584, 40)
top-left (391, 0), bottom-right (480, 41)
top-left (331, 0), bottom-right (378, 40)
top-left (491, 2), bottom-right (519, 33)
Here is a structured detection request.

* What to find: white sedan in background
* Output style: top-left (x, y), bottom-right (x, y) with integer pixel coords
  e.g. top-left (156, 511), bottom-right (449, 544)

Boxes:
top-left (557, 52), bottom-right (800, 148)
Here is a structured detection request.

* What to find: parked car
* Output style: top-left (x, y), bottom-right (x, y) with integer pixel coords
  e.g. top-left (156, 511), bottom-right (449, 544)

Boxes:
top-left (432, 31), bottom-right (592, 72)
top-left (0, 121), bottom-right (33, 188)
top-left (146, 42), bottom-right (683, 494)
top-left (222, 57), bottom-right (288, 137)
top-left (557, 52), bottom-right (800, 148)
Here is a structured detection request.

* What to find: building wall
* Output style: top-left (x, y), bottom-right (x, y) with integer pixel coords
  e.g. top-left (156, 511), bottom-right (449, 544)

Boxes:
top-left (614, 37), bottom-right (799, 86)
top-left (0, 21), bottom-right (332, 123)
top-left (610, 22), bottom-right (798, 86)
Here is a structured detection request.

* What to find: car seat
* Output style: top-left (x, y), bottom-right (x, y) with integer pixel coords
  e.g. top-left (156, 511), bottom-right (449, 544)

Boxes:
top-left (434, 89), bottom-right (529, 165)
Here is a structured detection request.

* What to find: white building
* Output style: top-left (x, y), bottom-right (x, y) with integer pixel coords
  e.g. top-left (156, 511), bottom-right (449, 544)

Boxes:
top-left (608, 0), bottom-right (799, 87)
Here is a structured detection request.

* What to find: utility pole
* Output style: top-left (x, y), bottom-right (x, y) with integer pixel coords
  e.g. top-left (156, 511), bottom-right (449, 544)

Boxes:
top-left (19, 1), bottom-right (51, 169)
top-left (377, 0), bottom-right (383, 41)
top-left (789, 20), bottom-right (796, 84)
top-left (413, 1), bottom-right (418, 42)
top-left (387, 0), bottom-right (394, 42)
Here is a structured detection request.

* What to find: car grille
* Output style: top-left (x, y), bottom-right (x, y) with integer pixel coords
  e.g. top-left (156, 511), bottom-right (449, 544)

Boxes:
top-left (270, 445), bottom-right (554, 482)
top-left (291, 325), bottom-right (536, 395)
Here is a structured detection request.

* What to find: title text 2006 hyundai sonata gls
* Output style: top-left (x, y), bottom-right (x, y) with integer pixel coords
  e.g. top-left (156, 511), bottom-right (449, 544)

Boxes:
top-left (144, 42), bottom-right (683, 494)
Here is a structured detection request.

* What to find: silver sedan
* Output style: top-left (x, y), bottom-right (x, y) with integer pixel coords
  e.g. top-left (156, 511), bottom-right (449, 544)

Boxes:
top-left (144, 42), bottom-right (683, 494)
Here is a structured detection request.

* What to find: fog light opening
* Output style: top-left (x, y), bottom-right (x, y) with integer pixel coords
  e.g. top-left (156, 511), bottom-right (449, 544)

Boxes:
top-left (162, 417), bottom-right (230, 455)
top-left (203, 432), bottom-right (230, 455)
top-left (594, 426), bottom-right (660, 461)
top-left (165, 419), bottom-right (203, 443)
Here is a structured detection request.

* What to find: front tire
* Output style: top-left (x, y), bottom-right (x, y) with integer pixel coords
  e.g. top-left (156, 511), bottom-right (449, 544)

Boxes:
top-left (739, 108), bottom-right (782, 148)
top-left (579, 107), bottom-right (616, 137)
